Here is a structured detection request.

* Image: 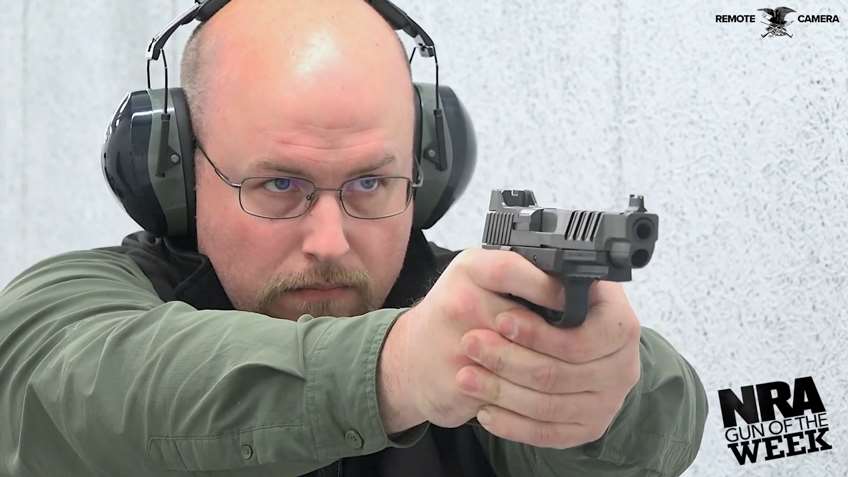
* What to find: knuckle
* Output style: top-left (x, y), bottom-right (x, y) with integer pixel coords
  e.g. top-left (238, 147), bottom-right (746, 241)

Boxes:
top-left (531, 362), bottom-right (558, 393)
top-left (602, 394), bottom-right (625, 419)
top-left (587, 423), bottom-right (609, 443)
top-left (533, 424), bottom-right (572, 449)
top-left (591, 397), bottom-right (621, 432)
top-left (491, 346), bottom-right (507, 375)
top-left (445, 284), bottom-right (478, 318)
top-left (443, 298), bottom-right (466, 319)
top-left (489, 376), bottom-right (503, 403)
top-left (516, 315), bottom-right (540, 348)
top-left (533, 425), bottom-right (557, 447)
top-left (450, 249), bottom-right (477, 276)
top-left (534, 395), bottom-right (560, 422)
top-left (487, 255), bottom-right (512, 286)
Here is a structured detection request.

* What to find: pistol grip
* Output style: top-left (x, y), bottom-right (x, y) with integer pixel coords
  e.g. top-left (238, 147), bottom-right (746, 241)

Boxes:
top-left (512, 278), bottom-right (593, 328)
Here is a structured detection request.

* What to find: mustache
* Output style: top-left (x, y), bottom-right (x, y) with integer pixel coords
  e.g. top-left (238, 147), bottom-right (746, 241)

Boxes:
top-left (255, 262), bottom-right (372, 312)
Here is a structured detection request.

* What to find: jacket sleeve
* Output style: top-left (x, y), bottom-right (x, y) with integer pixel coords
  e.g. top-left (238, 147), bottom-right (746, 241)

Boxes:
top-left (0, 250), bottom-right (424, 476)
top-left (472, 327), bottom-right (708, 477)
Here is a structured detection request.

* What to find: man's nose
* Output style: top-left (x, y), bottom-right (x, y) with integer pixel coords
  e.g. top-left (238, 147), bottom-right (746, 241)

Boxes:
top-left (299, 192), bottom-right (351, 261)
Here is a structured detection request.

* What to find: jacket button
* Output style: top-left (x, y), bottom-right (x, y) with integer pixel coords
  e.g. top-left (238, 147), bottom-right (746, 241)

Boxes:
top-left (344, 430), bottom-right (364, 450)
top-left (240, 444), bottom-right (254, 460)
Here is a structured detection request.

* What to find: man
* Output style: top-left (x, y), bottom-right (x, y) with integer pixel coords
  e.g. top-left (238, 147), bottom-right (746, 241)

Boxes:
top-left (0, 0), bottom-right (707, 476)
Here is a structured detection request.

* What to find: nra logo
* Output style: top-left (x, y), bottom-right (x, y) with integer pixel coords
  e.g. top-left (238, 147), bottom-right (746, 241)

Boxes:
top-left (718, 376), bottom-right (832, 465)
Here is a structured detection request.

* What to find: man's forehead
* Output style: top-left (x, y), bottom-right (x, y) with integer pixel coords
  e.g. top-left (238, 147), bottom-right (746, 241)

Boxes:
top-left (200, 9), bottom-right (415, 140)
top-left (192, 0), bottom-right (416, 184)
top-left (291, 27), bottom-right (343, 79)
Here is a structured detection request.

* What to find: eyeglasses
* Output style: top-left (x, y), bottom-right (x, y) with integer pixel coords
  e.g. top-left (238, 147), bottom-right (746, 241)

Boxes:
top-left (197, 143), bottom-right (421, 220)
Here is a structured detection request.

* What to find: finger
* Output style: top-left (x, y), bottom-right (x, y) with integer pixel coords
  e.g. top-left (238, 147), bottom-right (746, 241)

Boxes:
top-left (496, 284), bottom-right (641, 364)
top-left (457, 248), bottom-right (565, 311)
top-left (455, 364), bottom-right (622, 425)
top-left (460, 328), bottom-right (639, 394)
top-left (474, 405), bottom-right (606, 449)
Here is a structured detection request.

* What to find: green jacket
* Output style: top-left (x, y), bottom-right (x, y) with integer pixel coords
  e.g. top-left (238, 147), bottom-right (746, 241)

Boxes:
top-left (0, 230), bottom-right (707, 476)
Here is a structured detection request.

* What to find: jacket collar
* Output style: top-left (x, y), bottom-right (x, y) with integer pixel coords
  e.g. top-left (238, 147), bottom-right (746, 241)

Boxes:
top-left (121, 229), bottom-right (439, 311)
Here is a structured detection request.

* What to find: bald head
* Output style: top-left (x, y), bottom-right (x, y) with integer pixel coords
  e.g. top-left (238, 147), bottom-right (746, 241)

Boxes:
top-left (180, 0), bottom-right (412, 141)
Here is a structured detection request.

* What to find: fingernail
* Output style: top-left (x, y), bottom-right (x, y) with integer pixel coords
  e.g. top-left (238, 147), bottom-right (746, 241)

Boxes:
top-left (497, 315), bottom-right (518, 340)
top-left (477, 408), bottom-right (492, 425)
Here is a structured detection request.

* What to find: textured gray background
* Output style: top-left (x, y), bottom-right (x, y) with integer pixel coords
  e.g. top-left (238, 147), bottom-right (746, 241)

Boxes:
top-left (2, 1), bottom-right (847, 475)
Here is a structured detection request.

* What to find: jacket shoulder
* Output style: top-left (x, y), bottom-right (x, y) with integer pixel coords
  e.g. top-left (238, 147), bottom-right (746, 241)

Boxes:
top-left (2, 247), bottom-right (157, 300)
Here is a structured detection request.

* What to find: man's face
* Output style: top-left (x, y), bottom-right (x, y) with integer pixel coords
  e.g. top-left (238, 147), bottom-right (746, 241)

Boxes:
top-left (194, 1), bottom-right (415, 320)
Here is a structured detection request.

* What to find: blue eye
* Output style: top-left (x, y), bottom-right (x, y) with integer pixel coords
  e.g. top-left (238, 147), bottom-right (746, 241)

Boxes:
top-left (354, 177), bottom-right (380, 191)
top-left (264, 178), bottom-right (293, 192)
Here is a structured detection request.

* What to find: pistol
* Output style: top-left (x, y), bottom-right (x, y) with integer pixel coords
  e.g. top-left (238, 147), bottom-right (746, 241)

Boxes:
top-left (481, 189), bottom-right (658, 328)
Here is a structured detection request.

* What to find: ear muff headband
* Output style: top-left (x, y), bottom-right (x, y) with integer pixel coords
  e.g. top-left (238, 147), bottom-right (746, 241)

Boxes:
top-left (103, 0), bottom-right (476, 237)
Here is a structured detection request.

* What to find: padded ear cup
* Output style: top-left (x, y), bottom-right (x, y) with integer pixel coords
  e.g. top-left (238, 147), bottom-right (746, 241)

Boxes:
top-left (102, 88), bottom-right (196, 238)
top-left (411, 84), bottom-right (477, 230)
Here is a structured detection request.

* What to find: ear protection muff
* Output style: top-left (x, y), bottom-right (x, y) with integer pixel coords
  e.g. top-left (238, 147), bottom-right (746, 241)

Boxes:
top-left (103, 89), bottom-right (196, 237)
top-left (412, 83), bottom-right (476, 230)
top-left (102, 0), bottom-right (476, 238)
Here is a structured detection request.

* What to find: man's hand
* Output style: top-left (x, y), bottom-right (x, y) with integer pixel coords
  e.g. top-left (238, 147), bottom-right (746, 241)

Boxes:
top-left (457, 279), bottom-right (641, 449)
top-left (377, 248), bottom-right (641, 449)
top-left (379, 248), bottom-right (567, 432)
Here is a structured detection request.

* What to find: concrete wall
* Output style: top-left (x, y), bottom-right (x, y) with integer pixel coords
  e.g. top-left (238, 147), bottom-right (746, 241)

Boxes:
top-left (2, 1), bottom-right (847, 475)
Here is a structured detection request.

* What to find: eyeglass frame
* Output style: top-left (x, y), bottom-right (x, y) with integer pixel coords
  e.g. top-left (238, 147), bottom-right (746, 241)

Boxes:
top-left (195, 141), bottom-right (423, 220)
